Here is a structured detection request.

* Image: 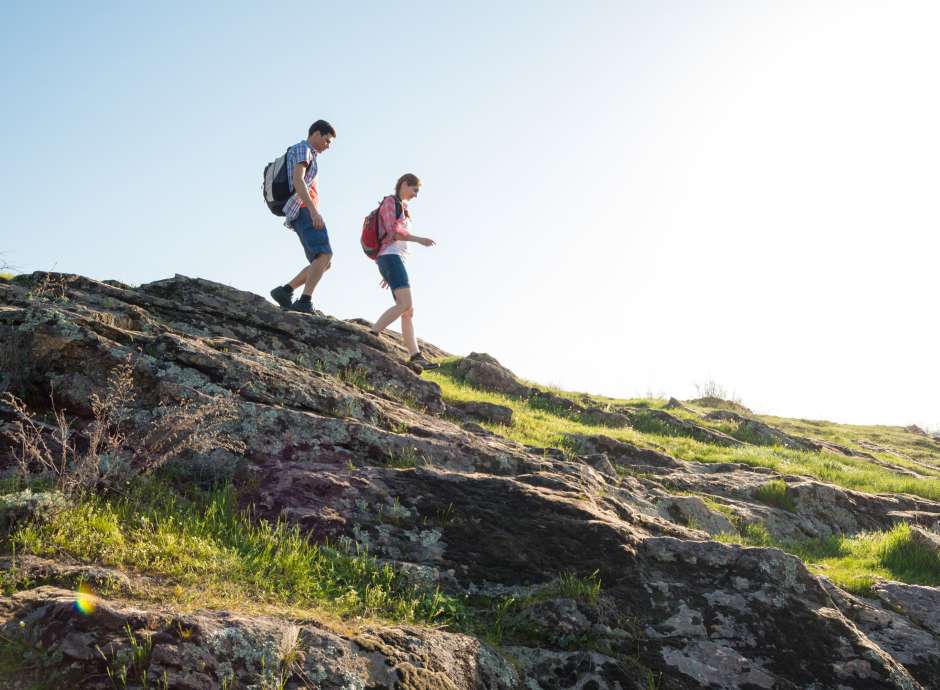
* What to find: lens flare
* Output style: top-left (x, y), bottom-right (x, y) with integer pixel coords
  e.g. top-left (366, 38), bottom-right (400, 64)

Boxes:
top-left (74, 582), bottom-right (97, 615)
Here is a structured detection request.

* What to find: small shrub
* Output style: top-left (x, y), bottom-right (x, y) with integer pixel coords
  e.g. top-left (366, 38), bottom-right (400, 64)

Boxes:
top-left (23, 272), bottom-right (71, 302)
top-left (2, 357), bottom-right (244, 496)
top-left (693, 377), bottom-right (742, 405)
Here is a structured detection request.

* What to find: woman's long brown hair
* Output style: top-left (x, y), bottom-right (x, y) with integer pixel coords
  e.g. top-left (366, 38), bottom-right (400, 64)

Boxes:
top-left (395, 173), bottom-right (420, 218)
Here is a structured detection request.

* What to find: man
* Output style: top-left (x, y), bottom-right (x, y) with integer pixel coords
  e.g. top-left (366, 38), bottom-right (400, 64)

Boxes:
top-left (269, 120), bottom-right (336, 313)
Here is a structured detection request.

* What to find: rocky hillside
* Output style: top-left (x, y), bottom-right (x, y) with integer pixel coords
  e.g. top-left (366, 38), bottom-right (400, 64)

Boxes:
top-left (1, 272), bottom-right (940, 689)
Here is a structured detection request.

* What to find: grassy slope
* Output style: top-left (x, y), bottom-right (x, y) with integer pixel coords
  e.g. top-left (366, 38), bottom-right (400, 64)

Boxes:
top-left (2, 478), bottom-right (460, 628)
top-left (424, 358), bottom-right (940, 593)
top-left (2, 356), bottom-right (939, 632)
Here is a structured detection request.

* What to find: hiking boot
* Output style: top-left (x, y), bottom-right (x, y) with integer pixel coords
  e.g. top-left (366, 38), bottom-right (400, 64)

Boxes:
top-left (288, 297), bottom-right (314, 313)
top-left (270, 284), bottom-right (293, 309)
top-left (409, 353), bottom-right (439, 370)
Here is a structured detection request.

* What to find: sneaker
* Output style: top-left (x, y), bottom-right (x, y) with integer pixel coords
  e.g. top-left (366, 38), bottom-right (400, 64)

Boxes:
top-left (409, 353), bottom-right (439, 370)
top-left (270, 285), bottom-right (293, 309)
top-left (288, 297), bottom-right (314, 313)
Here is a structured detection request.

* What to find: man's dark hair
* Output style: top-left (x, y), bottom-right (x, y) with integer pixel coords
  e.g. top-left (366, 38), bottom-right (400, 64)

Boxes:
top-left (309, 120), bottom-right (336, 137)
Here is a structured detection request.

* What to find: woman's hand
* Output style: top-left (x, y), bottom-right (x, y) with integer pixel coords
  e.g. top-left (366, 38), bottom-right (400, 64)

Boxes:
top-left (417, 237), bottom-right (436, 247)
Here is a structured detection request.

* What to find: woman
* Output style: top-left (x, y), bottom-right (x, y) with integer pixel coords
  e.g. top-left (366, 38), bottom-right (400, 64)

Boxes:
top-left (368, 173), bottom-right (438, 371)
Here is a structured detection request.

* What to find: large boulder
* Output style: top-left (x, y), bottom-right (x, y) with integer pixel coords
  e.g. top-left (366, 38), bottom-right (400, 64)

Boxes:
top-left (453, 352), bottom-right (530, 397)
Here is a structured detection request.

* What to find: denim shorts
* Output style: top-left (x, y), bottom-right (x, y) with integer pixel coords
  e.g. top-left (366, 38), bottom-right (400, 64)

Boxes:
top-left (290, 207), bottom-right (333, 262)
top-left (377, 254), bottom-right (410, 293)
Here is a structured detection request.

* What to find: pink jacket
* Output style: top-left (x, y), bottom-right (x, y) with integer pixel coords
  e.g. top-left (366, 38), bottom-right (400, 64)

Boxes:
top-left (377, 196), bottom-right (409, 255)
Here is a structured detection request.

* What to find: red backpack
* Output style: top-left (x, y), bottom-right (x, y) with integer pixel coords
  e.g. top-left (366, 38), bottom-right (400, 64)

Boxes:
top-left (360, 196), bottom-right (402, 260)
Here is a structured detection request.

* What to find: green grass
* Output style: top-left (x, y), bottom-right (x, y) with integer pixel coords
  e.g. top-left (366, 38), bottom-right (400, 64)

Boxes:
top-left (626, 410), bottom-right (684, 437)
top-left (701, 496), bottom-right (738, 521)
top-left (425, 366), bottom-right (940, 502)
top-left (754, 480), bottom-right (797, 512)
top-left (549, 570), bottom-right (602, 605)
top-left (716, 522), bottom-right (774, 547)
top-left (473, 571), bottom-right (605, 646)
top-left (5, 480), bottom-right (461, 627)
top-left (718, 522), bottom-right (940, 595)
top-left (423, 363), bottom-right (940, 595)
top-left (383, 446), bottom-right (427, 468)
top-left (716, 421), bottom-right (776, 447)
top-left (338, 366), bottom-right (371, 391)
top-left (793, 523), bottom-right (940, 594)
top-left (0, 474), bottom-right (617, 651)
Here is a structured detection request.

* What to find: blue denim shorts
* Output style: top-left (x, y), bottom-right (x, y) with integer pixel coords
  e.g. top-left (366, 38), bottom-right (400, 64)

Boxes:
top-left (376, 254), bottom-right (410, 293)
top-left (290, 207), bottom-right (333, 262)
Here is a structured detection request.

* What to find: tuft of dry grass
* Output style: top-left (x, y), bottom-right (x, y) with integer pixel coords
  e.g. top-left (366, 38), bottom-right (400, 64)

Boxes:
top-left (2, 357), bottom-right (244, 496)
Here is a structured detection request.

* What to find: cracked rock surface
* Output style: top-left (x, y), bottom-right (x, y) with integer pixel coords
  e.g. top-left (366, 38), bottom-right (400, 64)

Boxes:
top-left (1, 273), bottom-right (939, 689)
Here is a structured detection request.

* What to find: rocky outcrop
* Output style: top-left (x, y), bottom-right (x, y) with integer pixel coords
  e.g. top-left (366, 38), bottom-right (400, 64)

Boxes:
top-left (0, 585), bottom-right (519, 690)
top-left (579, 407), bottom-right (632, 428)
top-left (454, 352), bottom-right (530, 398)
top-left (446, 400), bottom-right (514, 426)
top-left (704, 411), bottom-right (883, 459)
top-left (822, 579), bottom-right (940, 689)
top-left (688, 397), bottom-right (752, 415)
top-left (632, 409), bottom-right (743, 447)
top-left (1, 272), bottom-right (939, 689)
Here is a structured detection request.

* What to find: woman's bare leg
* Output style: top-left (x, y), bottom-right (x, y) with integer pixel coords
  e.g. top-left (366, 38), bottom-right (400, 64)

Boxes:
top-left (372, 288), bottom-right (412, 334)
top-left (400, 307), bottom-right (418, 356)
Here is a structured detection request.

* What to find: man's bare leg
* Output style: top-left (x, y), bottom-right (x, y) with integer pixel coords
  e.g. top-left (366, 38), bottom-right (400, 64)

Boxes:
top-left (287, 265), bottom-right (308, 290)
top-left (301, 254), bottom-right (332, 296)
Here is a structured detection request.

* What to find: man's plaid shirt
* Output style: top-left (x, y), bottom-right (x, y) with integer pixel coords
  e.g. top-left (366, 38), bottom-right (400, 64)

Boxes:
top-left (282, 140), bottom-right (319, 227)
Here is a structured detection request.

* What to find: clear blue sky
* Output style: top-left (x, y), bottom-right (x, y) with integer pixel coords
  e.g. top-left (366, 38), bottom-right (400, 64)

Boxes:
top-left (2, 1), bottom-right (937, 428)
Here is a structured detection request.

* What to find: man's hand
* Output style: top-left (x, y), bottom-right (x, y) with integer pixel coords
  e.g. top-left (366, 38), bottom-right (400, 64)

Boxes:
top-left (379, 279), bottom-right (388, 289)
top-left (309, 210), bottom-right (326, 229)
top-left (416, 237), bottom-right (436, 247)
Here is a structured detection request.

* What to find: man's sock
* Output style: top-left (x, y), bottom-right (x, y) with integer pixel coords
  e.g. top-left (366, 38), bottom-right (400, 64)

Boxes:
top-left (297, 294), bottom-right (312, 303)
top-left (283, 284), bottom-right (294, 293)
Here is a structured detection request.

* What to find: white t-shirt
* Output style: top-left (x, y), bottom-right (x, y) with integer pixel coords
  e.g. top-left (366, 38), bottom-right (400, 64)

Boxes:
top-left (378, 209), bottom-right (410, 258)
